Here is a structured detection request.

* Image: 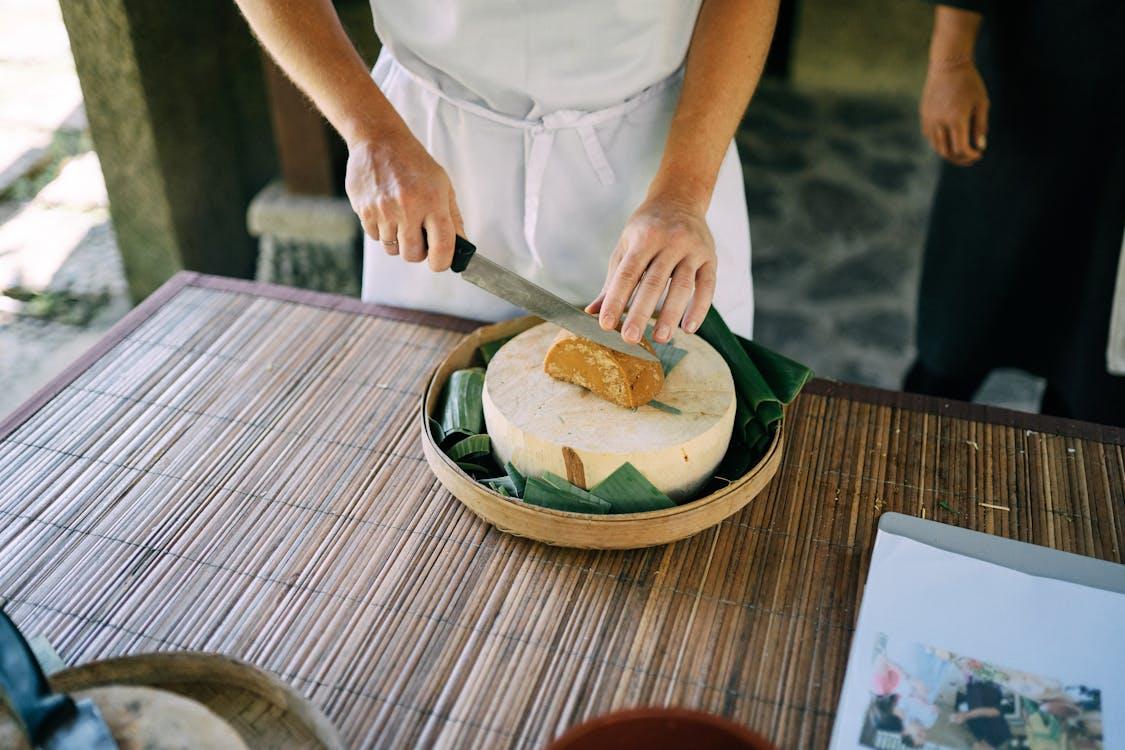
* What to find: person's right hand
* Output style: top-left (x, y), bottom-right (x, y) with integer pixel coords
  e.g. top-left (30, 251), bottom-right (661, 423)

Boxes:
top-left (920, 60), bottom-right (989, 167)
top-left (345, 131), bottom-right (465, 271)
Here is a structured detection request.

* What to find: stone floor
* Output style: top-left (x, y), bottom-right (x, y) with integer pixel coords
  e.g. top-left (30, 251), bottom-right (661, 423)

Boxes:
top-left (0, 0), bottom-right (132, 419)
top-left (0, 0), bottom-right (1041, 421)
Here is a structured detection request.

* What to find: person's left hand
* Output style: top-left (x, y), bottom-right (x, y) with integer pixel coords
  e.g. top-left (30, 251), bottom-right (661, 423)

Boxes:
top-left (585, 195), bottom-right (717, 345)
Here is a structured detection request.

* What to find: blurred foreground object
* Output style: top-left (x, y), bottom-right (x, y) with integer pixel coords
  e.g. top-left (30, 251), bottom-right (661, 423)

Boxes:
top-left (544, 708), bottom-right (777, 750)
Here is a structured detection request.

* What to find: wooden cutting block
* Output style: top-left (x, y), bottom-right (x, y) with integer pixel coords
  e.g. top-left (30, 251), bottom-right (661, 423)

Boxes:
top-left (483, 322), bottom-right (736, 501)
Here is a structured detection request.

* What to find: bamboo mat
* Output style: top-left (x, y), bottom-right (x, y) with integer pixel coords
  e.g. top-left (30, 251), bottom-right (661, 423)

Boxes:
top-left (1, 276), bottom-right (1123, 749)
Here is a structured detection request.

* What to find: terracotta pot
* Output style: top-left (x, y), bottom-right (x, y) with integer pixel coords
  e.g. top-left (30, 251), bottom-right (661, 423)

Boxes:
top-left (544, 708), bottom-right (777, 750)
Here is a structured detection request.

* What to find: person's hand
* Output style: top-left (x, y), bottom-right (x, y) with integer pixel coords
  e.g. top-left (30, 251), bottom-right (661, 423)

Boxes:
top-left (585, 196), bottom-right (716, 345)
top-left (345, 130), bottom-right (465, 271)
top-left (950, 712), bottom-right (966, 725)
top-left (920, 60), bottom-right (989, 167)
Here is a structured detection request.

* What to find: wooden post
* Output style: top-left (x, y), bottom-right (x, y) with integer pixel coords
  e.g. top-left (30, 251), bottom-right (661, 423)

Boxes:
top-left (261, 54), bottom-right (336, 196)
top-left (57, 0), bottom-right (277, 301)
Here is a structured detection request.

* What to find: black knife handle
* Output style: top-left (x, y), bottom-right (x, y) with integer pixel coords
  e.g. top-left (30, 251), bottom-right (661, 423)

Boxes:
top-left (450, 235), bottom-right (477, 273)
top-left (0, 607), bottom-right (77, 745)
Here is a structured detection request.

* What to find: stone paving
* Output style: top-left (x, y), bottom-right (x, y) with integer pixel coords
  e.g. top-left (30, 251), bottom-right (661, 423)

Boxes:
top-left (0, 0), bottom-right (131, 419)
top-left (0, 2), bottom-right (1040, 420)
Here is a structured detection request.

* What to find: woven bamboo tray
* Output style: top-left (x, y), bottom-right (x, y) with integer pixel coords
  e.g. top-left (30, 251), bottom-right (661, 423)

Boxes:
top-left (421, 316), bottom-right (783, 549)
top-left (0, 652), bottom-right (342, 749)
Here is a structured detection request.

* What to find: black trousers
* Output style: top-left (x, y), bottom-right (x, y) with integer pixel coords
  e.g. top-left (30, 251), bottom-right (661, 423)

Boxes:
top-left (903, 360), bottom-right (1074, 421)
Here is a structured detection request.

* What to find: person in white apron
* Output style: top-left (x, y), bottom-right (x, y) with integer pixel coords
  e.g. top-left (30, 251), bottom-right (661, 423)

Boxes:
top-left (234, 1), bottom-right (779, 342)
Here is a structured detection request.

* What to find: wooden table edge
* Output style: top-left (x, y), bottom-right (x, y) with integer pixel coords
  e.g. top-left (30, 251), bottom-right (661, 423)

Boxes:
top-left (2, 272), bottom-right (1122, 447)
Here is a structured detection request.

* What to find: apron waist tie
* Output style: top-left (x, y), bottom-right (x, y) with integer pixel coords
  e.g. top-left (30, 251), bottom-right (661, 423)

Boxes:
top-left (384, 56), bottom-right (679, 267)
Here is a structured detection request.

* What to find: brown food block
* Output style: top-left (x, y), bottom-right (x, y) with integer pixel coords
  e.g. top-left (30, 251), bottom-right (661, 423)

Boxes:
top-left (542, 330), bottom-right (664, 408)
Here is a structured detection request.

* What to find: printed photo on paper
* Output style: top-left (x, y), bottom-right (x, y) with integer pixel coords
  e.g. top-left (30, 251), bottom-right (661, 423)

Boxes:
top-left (858, 633), bottom-right (1104, 750)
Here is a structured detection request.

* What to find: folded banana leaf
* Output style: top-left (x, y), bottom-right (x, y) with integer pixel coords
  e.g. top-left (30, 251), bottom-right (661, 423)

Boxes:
top-left (697, 307), bottom-right (813, 482)
top-left (524, 474), bottom-right (611, 514)
top-left (482, 462), bottom-right (527, 497)
top-left (589, 462), bottom-right (675, 514)
top-left (484, 475), bottom-right (519, 496)
top-left (478, 335), bottom-right (515, 365)
top-left (505, 462), bottom-right (527, 496)
top-left (437, 367), bottom-right (485, 442)
top-left (457, 461), bottom-right (495, 476)
top-left (448, 434), bottom-right (491, 462)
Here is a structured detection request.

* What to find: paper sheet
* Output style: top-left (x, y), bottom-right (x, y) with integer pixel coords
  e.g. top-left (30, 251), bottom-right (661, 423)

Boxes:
top-left (830, 530), bottom-right (1125, 749)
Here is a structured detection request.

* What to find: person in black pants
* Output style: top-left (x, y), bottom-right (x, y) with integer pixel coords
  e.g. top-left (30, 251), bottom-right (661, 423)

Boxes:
top-left (951, 680), bottom-right (1013, 749)
top-left (905, 0), bottom-right (1125, 426)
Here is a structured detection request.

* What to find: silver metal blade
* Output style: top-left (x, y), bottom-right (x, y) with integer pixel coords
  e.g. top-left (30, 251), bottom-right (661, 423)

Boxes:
top-left (461, 254), bottom-right (658, 362)
top-left (43, 700), bottom-right (118, 750)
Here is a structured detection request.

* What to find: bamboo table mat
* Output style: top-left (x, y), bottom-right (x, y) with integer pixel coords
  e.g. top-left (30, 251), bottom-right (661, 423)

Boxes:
top-left (1, 273), bottom-right (1122, 749)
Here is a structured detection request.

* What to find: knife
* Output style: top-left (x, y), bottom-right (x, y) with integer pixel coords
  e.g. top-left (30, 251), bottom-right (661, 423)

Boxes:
top-left (0, 609), bottom-right (118, 750)
top-left (449, 236), bottom-right (658, 362)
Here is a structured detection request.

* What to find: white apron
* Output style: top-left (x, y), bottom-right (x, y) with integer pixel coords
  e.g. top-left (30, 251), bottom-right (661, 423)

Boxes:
top-left (361, 1), bottom-right (755, 338)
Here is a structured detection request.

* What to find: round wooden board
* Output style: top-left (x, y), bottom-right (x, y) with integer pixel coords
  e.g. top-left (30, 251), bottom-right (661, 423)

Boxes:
top-left (422, 316), bottom-right (784, 550)
top-left (483, 322), bottom-right (736, 500)
top-left (41, 652), bottom-right (343, 750)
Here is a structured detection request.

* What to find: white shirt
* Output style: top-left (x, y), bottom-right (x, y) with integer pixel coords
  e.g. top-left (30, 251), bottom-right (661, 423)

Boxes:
top-left (370, 1), bottom-right (702, 117)
top-left (362, 0), bottom-right (755, 338)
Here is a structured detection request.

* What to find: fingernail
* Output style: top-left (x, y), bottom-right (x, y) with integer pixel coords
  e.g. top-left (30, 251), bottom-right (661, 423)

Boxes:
top-left (654, 323), bottom-right (671, 342)
top-left (977, 135), bottom-right (987, 149)
top-left (600, 314), bottom-right (614, 330)
top-left (684, 319), bottom-right (699, 334)
top-left (622, 324), bottom-right (640, 342)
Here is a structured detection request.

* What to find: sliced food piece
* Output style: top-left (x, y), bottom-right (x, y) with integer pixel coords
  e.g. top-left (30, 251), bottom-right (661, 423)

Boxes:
top-left (590, 462), bottom-right (675, 514)
top-left (542, 330), bottom-right (664, 408)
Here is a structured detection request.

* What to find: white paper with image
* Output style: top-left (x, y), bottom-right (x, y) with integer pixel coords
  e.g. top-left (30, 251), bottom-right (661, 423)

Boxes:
top-left (830, 528), bottom-right (1125, 750)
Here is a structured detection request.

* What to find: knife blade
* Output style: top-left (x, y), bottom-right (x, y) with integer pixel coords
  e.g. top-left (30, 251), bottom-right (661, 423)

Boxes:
top-left (449, 236), bottom-right (658, 362)
top-left (0, 609), bottom-right (119, 750)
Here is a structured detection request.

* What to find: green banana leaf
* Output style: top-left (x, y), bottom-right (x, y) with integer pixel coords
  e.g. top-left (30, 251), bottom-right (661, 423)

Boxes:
top-left (697, 306), bottom-right (813, 481)
top-left (589, 463), bottom-right (675, 514)
top-left (647, 400), bottom-right (682, 415)
top-left (448, 434), bottom-right (491, 463)
top-left (438, 368), bottom-right (485, 438)
top-left (477, 335), bottom-right (515, 365)
top-left (524, 475), bottom-right (611, 514)
top-left (505, 462), bottom-right (527, 496)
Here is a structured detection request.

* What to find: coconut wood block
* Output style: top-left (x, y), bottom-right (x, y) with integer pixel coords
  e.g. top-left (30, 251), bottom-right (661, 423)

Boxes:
top-left (484, 322), bottom-right (736, 499)
top-left (0, 273), bottom-right (1122, 750)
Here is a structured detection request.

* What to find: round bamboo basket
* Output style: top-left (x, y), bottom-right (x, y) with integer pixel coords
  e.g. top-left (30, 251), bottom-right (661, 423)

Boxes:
top-left (421, 316), bottom-right (783, 549)
top-left (46, 652), bottom-right (342, 749)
